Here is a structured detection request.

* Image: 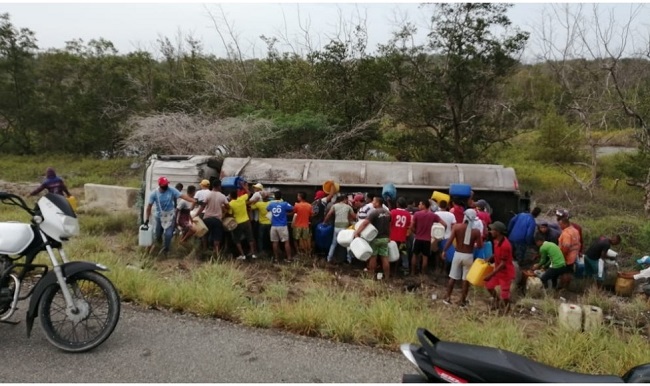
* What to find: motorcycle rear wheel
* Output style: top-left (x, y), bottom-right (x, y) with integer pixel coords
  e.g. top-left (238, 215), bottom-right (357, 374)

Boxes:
top-left (39, 271), bottom-right (120, 353)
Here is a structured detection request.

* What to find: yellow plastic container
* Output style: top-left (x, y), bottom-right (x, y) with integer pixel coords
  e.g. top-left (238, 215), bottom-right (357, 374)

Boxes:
top-left (322, 180), bottom-right (340, 194)
top-left (615, 275), bottom-right (635, 297)
top-left (466, 259), bottom-right (494, 287)
top-left (558, 303), bottom-right (583, 331)
top-left (583, 306), bottom-right (603, 331)
top-left (66, 196), bottom-right (78, 212)
top-left (431, 191), bottom-right (451, 204)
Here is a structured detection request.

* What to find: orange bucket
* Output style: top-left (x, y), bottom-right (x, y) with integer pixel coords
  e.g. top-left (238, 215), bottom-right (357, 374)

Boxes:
top-left (322, 180), bottom-right (340, 194)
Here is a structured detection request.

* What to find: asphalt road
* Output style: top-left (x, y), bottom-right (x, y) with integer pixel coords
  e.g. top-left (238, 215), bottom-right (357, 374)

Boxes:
top-left (0, 303), bottom-right (412, 383)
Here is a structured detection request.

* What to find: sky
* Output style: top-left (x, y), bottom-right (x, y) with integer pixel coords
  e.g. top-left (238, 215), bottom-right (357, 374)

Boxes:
top-left (1, 2), bottom-right (648, 62)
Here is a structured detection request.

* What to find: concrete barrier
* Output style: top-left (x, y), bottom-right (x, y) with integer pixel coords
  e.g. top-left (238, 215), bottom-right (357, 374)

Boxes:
top-left (84, 183), bottom-right (139, 212)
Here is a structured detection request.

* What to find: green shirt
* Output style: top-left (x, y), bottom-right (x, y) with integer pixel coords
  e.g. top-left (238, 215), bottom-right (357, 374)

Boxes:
top-left (539, 241), bottom-right (566, 269)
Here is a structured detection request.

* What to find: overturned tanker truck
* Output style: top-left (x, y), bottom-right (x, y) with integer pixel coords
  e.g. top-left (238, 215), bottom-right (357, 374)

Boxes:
top-left (142, 155), bottom-right (530, 224)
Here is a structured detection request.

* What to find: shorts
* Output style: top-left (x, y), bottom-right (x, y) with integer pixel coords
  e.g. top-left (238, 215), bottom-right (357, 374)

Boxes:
top-left (449, 251), bottom-right (474, 281)
top-left (232, 220), bottom-right (254, 243)
top-left (292, 226), bottom-right (311, 240)
top-left (270, 226), bottom-right (290, 242)
top-left (412, 239), bottom-right (431, 257)
top-left (369, 237), bottom-right (389, 257)
top-left (203, 217), bottom-right (223, 244)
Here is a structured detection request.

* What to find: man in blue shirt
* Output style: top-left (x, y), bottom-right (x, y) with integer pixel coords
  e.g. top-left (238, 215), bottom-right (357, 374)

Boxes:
top-left (145, 176), bottom-right (196, 257)
top-left (507, 207), bottom-right (540, 266)
top-left (266, 191), bottom-right (294, 263)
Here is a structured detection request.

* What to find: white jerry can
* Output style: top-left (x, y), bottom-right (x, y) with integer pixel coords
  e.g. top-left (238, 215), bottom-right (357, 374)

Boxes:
top-left (583, 306), bottom-right (603, 332)
top-left (354, 221), bottom-right (378, 242)
top-left (387, 241), bottom-right (400, 263)
top-left (138, 224), bottom-right (154, 247)
top-left (558, 303), bottom-right (583, 332)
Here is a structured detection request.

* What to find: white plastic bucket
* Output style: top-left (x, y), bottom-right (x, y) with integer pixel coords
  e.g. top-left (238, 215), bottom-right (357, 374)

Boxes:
top-left (606, 249), bottom-right (618, 258)
top-left (350, 238), bottom-right (373, 262)
top-left (558, 303), bottom-right (583, 331)
top-left (431, 223), bottom-right (445, 240)
top-left (354, 221), bottom-right (378, 242)
top-left (337, 229), bottom-right (355, 248)
top-left (388, 241), bottom-right (400, 263)
top-left (139, 224), bottom-right (153, 247)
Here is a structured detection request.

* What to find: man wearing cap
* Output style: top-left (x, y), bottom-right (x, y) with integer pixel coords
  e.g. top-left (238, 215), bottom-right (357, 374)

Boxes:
top-left (442, 208), bottom-right (483, 307)
top-left (483, 221), bottom-right (515, 312)
top-left (144, 176), bottom-right (197, 256)
top-left (194, 179), bottom-right (212, 211)
top-left (534, 220), bottom-right (560, 245)
top-left (555, 209), bottom-right (584, 254)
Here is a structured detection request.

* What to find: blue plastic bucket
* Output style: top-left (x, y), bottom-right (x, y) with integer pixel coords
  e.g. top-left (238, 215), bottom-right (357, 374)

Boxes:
top-left (382, 183), bottom-right (397, 201)
top-left (222, 176), bottom-right (243, 190)
top-left (315, 223), bottom-right (334, 250)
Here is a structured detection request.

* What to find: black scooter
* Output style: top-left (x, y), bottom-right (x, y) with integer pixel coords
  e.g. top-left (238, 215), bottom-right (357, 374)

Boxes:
top-left (401, 328), bottom-right (650, 383)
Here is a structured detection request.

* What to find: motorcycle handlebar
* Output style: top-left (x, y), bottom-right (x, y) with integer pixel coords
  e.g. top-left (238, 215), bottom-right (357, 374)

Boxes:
top-left (0, 191), bottom-right (34, 214)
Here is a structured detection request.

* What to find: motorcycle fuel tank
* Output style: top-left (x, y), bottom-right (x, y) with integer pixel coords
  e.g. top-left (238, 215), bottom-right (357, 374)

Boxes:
top-left (0, 222), bottom-right (35, 255)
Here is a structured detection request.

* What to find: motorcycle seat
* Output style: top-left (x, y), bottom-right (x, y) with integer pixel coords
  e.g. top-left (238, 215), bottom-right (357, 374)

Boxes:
top-left (435, 341), bottom-right (624, 383)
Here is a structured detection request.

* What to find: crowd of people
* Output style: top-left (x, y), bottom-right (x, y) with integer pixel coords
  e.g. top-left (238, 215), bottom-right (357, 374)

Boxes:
top-left (143, 175), bottom-right (627, 309)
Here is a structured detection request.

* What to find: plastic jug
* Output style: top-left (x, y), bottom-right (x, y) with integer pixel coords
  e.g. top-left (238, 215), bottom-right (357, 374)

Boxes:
top-left (387, 241), bottom-right (400, 263)
top-left (350, 238), bottom-right (373, 262)
top-left (139, 224), bottom-right (153, 247)
top-left (431, 191), bottom-right (451, 204)
top-left (431, 223), bottom-right (445, 240)
top-left (191, 217), bottom-right (208, 238)
top-left (525, 276), bottom-right (544, 297)
top-left (449, 183), bottom-right (472, 198)
top-left (315, 223), bottom-right (334, 251)
top-left (66, 196), bottom-right (78, 212)
top-left (382, 183), bottom-right (397, 201)
top-left (583, 306), bottom-right (603, 331)
top-left (322, 180), bottom-right (340, 194)
top-left (558, 303), bottom-right (583, 331)
top-left (354, 221), bottom-right (378, 242)
top-left (222, 176), bottom-right (244, 191)
top-left (606, 249), bottom-right (618, 258)
top-left (336, 229), bottom-right (355, 248)
top-left (615, 274), bottom-right (635, 297)
top-left (466, 259), bottom-right (494, 287)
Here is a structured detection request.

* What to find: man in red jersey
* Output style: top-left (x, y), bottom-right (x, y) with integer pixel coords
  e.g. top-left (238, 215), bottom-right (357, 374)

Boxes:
top-left (390, 197), bottom-right (412, 274)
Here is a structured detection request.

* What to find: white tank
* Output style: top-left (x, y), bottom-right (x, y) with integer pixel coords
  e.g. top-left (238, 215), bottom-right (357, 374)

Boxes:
top-left (336, 229), bottom-right (355, 248)
top-left (354, 221), bottom-right (378, 242)
top-left (525, 276), bottom-right (544, 297)
top-left (0, 222), bottom-right (35, 255)
top-left (350, 238), bottom-right (373, 261)
top-left (558, 303), bottom-right (583, 331)
top-left (138, 224), bottom-right (153, 247)
top-left (387, 241), bottom-right (400, 263)
top-left (583, 306), bottom-right (603, 332)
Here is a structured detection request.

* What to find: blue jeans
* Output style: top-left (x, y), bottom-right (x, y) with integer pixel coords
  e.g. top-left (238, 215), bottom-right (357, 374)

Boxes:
top-left (154, 214), bottom-right (176, 252)
top-left (327, 227), bottom-right (345, 262)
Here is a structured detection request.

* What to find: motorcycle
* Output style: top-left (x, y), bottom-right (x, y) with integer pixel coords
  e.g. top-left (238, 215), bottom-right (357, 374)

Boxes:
top-left (400, 328), bottom-right (650, 383)
top-left (0, 192), bottom-right (120, 352)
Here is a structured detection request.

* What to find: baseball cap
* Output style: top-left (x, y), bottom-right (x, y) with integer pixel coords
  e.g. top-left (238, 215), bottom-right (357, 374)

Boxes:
top-left (253, 183), bottom-right (264, 190)
top-left (489, 221), bottom-right (507, 233)
top-left (555, 209), bottom-right (570, 218)
top-left (157, 176), bottom-right (169, 187)
top-left (475, 199), bottom-right (488, 209)
top-left (353, 194), bottom-right (364, 202)
top-left (314, 190), bottom-right (327, 200)
top-left (200, 179), bottom-right (210, 187)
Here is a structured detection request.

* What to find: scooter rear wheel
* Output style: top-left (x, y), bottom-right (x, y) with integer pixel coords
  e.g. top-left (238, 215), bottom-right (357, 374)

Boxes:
top-left (39, 271), bottom-right (120, 353)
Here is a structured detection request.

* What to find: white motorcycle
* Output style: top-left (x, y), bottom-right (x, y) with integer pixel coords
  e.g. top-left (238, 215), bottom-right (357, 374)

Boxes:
top-left (0, 192), bottom-right (120, 352)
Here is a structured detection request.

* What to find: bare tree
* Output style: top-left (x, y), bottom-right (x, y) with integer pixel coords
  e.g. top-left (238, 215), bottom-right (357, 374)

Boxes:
top-left (535, 4), bottom-right (645, 198)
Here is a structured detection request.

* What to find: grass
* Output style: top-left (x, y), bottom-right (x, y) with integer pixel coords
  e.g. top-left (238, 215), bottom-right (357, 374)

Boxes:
top-left (2, 148), bottom-right (650, 376)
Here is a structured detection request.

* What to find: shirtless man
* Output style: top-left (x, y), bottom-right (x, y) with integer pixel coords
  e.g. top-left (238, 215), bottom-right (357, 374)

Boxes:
top-left (441, 208), bottom-right (483, 307)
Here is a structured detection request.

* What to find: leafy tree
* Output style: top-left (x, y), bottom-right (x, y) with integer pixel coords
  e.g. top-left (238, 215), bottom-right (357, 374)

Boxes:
top-left (380, 3), bottom-right (529, 162)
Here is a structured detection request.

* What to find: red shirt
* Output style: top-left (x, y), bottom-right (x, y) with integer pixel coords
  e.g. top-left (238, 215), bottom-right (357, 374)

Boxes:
top-left (493, 237), bottom-right (515, 279)
top-left (390, 208), bottom-right (412, 243)
top-left (477, 211), bottom-right (491, 238)
top-left (412, 210), bottom-right (441, 241)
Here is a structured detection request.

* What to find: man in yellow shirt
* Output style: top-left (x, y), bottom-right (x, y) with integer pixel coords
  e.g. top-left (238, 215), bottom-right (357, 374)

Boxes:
top-left (251, 195), bottom-right (272, 257)
top-left (228, 191), bottom-right (257, 260)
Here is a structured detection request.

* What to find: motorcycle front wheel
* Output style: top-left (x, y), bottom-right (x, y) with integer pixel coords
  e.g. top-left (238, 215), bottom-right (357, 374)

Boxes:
top-left (39, 270), bottom-right (120, 353)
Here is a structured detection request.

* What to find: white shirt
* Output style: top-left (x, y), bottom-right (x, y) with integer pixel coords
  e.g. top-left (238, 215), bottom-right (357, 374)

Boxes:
top-left (435, 210), bottom-right (456, 240)
top-left (358, 203), bottom-right (374, 220)
top-left (194, 189), bottom-right (210, 203)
